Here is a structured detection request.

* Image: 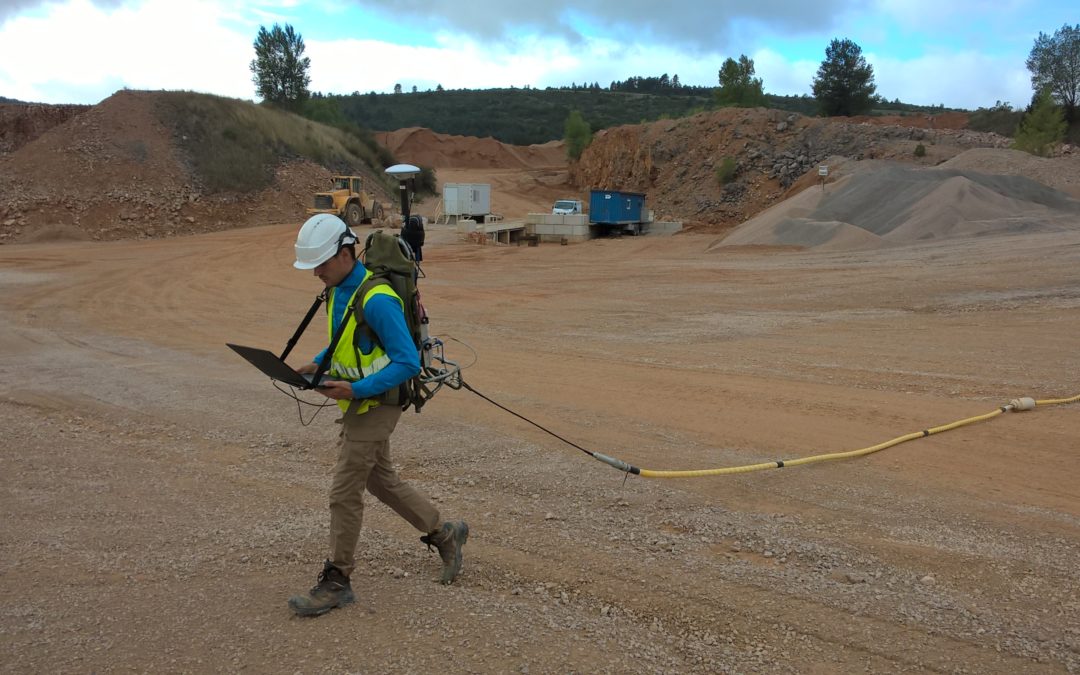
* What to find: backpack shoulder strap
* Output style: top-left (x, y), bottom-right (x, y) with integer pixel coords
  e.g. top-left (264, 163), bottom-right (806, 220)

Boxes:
top-left (352, 272), bottom-right (414, 411)
top-left (354, 273), bottom-right (401, 343)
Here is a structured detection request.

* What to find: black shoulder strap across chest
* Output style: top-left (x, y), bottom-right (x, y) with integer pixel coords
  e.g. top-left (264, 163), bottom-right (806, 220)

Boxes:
top-left (279, 289), bottom-right (327, 362)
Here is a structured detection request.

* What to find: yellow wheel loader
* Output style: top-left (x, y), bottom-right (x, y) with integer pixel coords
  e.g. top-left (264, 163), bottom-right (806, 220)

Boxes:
top-left (307, 176), bottom-right (385, 227)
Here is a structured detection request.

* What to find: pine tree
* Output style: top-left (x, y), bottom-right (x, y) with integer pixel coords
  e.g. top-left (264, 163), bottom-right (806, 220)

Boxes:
top-left (1013, 89), bottom-right (1067, 156)
top-left (812, 38), bottom-right (877, 117)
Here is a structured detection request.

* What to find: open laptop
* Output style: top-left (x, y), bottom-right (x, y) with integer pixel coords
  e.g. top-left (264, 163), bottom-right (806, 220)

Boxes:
top-left (226, 343), bottom-right (341, 390)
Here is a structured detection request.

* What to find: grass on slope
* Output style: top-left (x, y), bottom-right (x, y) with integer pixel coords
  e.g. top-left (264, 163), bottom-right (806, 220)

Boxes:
top-left (156, 91), bottom-right (393, 194)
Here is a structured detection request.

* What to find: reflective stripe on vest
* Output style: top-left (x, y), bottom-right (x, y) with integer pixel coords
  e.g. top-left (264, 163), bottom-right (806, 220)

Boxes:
top-left (327, 269), bottom-right (402, 414)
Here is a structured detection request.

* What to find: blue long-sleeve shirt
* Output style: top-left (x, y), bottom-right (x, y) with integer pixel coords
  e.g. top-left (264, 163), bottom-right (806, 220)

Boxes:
top-left (313, 262), bottom-right (420, 400)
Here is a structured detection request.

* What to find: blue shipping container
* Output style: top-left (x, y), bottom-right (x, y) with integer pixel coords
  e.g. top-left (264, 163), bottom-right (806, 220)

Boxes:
top-left (589, 189), bottom-right (645, 225)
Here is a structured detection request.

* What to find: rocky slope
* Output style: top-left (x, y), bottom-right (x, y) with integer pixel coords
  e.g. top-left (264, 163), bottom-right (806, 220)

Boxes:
top-left (0, 92), bottom-right (364, 243)
top-left (0, 102), bottom-right (89, 154)
top-left (0, 94), bottom-right (1044, 244)
top-left (571, 108), bottom-right (1011, 232)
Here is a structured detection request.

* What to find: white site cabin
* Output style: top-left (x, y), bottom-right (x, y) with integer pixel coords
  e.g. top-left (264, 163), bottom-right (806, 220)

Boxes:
top-left (442, 183), bottom-right (491, 222)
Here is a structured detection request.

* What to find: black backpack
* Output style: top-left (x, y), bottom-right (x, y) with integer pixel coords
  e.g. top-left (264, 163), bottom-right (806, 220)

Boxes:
top-left (357, 229), bottom-right (431, 412)
top-left (402, 215), bottom-right (425, 262)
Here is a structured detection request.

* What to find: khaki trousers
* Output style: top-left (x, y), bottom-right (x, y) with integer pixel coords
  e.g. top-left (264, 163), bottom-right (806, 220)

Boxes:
top-left (329, 404), bottom-right (440, 576)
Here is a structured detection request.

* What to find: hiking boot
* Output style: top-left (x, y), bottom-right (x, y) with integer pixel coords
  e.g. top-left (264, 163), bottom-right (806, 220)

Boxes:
top-left (287, 560), bottom-right (355, 617)
top-left (421, 520), bottom-right (469, 585)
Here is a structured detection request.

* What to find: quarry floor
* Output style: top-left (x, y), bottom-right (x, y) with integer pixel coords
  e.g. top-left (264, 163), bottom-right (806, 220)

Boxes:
top-left (1, 223), bottom-right (1079, 673)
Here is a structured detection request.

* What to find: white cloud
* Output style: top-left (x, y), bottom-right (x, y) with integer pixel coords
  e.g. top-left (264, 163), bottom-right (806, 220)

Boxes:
top-left (868, 50), bottom-right (1032, 109)
top-left (0, 0), bottom-right (1040, 110)
top-left (752, 48), bottom-right (819, 98)
top-left (528, 37), bottom-right (722, 90)
top-left (872, 0), bottom-right (1029, 33)
top-left (0, 0), bottom-right (254, 103)
top-left (307, 34), bottom-right (583, 94)
top-left (354, 0), bottom-right (861, 51)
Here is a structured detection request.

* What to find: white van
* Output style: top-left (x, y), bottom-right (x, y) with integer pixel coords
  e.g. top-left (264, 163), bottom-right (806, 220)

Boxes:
top-left (552, 199), bottom-right (583, 215)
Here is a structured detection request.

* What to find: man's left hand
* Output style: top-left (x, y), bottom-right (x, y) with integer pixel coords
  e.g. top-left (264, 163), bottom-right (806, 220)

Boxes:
top-left (316, 380), bottom-right (354, 400)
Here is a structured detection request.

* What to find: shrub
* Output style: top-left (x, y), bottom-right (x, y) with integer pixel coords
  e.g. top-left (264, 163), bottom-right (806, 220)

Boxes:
top-left (968, 101), bottom-right (1023, 137)
top-left (715, 156), bottom-right (737, 184)
top-left (914, 143), bottom-right (926, 158)
top-left (1013, 89), bottom-right (1067, 157)
top-left (415, 167), bottom-right (438, 196)
top-left (564, 110), bottom-right (593, 160)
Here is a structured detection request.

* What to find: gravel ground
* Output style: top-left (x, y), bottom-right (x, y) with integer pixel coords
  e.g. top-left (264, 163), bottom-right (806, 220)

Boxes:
top-left (1, 223), bottom-right (1078, 673)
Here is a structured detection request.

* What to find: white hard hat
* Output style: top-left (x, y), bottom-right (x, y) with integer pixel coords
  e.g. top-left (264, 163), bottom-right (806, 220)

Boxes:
top-left (294, 214), bottom-right (357, 270)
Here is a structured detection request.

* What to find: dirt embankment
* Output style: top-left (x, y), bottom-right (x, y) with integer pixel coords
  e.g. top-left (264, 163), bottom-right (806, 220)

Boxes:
top-left (0, 102), bottom-right (90, 154)
top-left (0, 93), bottom-right (1023, 245)
top-left (0, 92), bottom-right (344, 243)
top-left (376, 127), bottom-right (573, 220)
top-left (377, 127), bottom-right (565, 170)
top-left (847, 111), bottom-right (970, 129)
top-left (0, 93), bottom-right (1068, 246)
top-left (571, 108), bottom-right (1011, 232)
top-left (0, 93), bottom-right (571, 244)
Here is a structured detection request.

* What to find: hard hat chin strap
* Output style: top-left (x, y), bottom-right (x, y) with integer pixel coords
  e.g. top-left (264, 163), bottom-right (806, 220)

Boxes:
top-left (337, 227), bottom-right (358, 251)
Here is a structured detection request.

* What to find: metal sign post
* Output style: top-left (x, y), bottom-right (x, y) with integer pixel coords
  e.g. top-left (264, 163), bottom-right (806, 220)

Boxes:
top-left (818, 165), bottom-right (829, 191)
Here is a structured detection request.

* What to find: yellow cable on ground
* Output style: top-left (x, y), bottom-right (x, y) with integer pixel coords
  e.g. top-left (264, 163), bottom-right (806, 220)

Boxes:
top-left (1037, 394), bottom-right (1080, 405)
top-left (587, 393), bottom-right (1079, 479)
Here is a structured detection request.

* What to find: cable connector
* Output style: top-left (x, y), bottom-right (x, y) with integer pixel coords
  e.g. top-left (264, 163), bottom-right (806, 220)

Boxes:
top-left (592, 452), bottom-right (641, 475)
top-left (1009, 397), bottom-right (1036, 411)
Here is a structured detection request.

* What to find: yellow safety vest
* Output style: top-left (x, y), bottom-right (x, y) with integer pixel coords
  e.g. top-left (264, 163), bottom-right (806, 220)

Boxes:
top-left (327, 269), bottom-right (402, 414)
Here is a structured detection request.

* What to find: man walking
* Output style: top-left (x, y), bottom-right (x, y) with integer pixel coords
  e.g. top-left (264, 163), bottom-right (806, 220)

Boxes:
top-left (287, 213), bottom-right (468, 617)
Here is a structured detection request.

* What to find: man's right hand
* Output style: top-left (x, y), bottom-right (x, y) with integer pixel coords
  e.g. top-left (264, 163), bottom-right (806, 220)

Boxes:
top-left (294, 361), bottom-right (318, 375)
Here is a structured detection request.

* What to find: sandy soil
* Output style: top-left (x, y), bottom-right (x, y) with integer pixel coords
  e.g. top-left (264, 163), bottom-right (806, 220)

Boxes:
top-left (2, 210), bottom-right (1079, 672)
top-left (377, 127), bottom-right (575, 220)
top-left (412, 166), bottom-right (576, 222)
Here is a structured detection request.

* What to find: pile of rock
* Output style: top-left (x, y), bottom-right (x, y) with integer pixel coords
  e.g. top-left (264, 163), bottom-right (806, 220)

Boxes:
top-left (0, 91), bottom-right (338, 243)
top-left (573, 107), bottom-right (1014, 230)
top-left (0, 103), bottom-right (89, 154)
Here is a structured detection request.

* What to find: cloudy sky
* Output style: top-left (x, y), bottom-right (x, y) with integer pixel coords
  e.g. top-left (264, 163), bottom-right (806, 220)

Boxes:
top-left (0, 0), bottom-right (1073, 110)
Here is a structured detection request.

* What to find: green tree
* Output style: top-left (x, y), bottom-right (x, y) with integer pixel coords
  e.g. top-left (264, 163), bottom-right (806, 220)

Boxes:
top-left (564, 109), bottom-right (592, 160)
top-left (1013, 89), bottom-right (1067, 156)
top-left (302, 96), bottom-right (346, 126)
top-left (715, 55), bottom-right (766, 108)
top-left (1026, 24), bottom-right (1080, 123)
top-left (811, 38), bottom-right (877, 117)
top-left (249, 23), bottom-right (311, 112)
